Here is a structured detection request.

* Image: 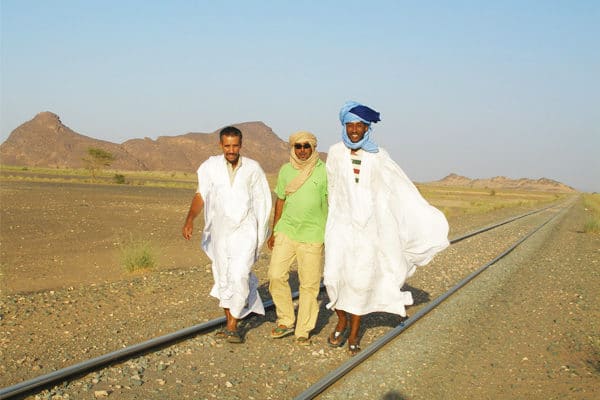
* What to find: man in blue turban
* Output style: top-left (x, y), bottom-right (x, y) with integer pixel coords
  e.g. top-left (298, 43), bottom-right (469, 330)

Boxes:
top-left (323, 101), bottom-right (449, 355)
top-left (338, 100), bottom-right (381, 153)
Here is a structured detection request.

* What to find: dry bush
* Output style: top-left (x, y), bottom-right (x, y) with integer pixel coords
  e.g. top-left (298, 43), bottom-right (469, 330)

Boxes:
top-left (120, 239), bottom-right (157, 272)
top-left (583, 193), bottom-right (600, 234)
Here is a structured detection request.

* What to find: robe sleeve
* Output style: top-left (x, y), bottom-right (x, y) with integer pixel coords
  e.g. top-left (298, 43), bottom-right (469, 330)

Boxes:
top-left (381, 151), bottom-right (449, 268)
top-left (252, 165), bottom-right (273, 255)
top-left (197, 158), bottom-right (211, 199)
top-left (325, 147), bottom-right (339, 215)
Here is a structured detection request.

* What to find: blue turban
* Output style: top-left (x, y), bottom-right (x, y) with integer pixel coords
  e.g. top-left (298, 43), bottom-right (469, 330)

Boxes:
top-left (339, 100), bottom-right (380, 153)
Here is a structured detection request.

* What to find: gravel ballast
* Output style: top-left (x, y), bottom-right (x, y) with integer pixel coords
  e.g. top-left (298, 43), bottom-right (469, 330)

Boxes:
top-left (2, 192), bottom-right (597, 399)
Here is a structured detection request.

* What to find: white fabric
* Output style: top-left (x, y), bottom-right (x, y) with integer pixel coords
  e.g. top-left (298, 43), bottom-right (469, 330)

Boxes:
top-left (324, 142), bottom-right (449, 317)
top-left (197, 155), bottom-right (272, 318)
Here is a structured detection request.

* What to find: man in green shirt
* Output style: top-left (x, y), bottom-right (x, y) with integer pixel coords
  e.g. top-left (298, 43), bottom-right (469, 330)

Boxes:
top-left (267, 131), bottom-right (328, 345)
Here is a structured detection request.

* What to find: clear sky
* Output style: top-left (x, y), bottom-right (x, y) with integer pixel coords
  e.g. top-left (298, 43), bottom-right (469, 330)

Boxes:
top-left (1, 0), bottom-right (598, 192)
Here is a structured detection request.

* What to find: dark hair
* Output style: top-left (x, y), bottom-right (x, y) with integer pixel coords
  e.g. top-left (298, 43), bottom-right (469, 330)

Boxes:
top-left (219, 126), bottom-right (242, 144)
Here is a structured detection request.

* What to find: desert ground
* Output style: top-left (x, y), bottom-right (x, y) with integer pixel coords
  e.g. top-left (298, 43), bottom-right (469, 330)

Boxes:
top-left (0, 170), bottom-right (598, 399)
top-left (1, 168), bottom-right (565, 295)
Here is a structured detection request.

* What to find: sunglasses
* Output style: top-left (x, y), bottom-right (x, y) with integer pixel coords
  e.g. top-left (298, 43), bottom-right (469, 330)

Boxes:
top-left (294, 143), bottom-right (311, 150)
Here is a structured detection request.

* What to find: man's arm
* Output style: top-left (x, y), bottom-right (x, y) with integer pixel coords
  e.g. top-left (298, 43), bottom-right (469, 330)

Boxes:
top-left (182, 192), bottom-right (204, 240)
top-left (267, 197), bottom-right (285, 250)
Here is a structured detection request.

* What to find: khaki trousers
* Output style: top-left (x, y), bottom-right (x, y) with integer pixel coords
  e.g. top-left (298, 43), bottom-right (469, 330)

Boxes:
top-left (268, 232), bottom-right (324, 338)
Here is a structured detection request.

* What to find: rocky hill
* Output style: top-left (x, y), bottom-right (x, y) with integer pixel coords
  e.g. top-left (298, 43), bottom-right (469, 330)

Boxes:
top-left (0, 112), bottom-right (291, 174)
top-left (0, 113), bottom-right (577, 193)
top-left (430, 173), bottom-right (576, 193)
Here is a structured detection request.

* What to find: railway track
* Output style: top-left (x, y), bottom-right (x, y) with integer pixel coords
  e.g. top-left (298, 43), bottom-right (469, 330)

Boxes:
top-left (0, 200), bottom-right (573, 399)
top-left (294, 201), bottom-right (572, 399)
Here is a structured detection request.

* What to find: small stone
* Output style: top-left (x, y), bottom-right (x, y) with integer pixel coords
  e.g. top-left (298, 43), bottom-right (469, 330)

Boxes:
top-left (93, 390), bottom-right (109, 398)
top-left (130, 374), bottom-right (143, 386)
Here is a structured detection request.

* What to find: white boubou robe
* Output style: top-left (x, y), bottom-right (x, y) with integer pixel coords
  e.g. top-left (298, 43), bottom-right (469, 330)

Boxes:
top-left (324, 142), bottom-right (449, 317)
top-left (197, 155), bottom-right (272, 319)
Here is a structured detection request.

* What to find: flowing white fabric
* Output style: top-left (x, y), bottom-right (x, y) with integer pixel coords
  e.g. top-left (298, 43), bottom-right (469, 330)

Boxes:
top-left (324, 142), bottom-right (449, 317)
top-left (197, 155), bottom-right (272, 318)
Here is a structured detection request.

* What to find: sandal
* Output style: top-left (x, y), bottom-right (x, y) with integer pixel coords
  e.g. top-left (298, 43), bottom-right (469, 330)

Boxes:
top-left (214, 329), bottom-right (228, 339)
top-left (225, 329), bottom-right (243, 344)
top-left (271, 325), bottom-right (294, 339)
top-left (296, 336), bottom-right (311, 346)
top-left (327, 329), bottom-right (347, 347)
top-left (348, 343), bottom-right (361, 356)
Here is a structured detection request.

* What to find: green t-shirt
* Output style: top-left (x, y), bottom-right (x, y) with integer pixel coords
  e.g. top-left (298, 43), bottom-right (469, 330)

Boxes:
top-left (274, 159), bottom-right (328, 243)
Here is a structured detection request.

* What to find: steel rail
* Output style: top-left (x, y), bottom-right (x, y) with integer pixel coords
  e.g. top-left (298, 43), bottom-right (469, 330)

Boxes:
top-left (448, 202), bottom-right (557, 244)
top-left (294, 201), bottom-right (571, 400)
top-left (0, 299), bottom-right (279, 399)
top-left (0, 201), bottom-right (565, 399)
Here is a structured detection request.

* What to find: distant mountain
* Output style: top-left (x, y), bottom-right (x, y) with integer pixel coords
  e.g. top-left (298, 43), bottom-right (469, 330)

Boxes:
top-left (0, 113), bottom-right (578, 193)
top-left (0, 112), bottom-right (291, 173)
top-left (431, 173), bottom-right (576, 193)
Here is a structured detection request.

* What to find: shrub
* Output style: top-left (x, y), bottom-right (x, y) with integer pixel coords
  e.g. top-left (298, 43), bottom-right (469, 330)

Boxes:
top-left (583, 219), bottom-right (600, 234)
top-left (120, 240), bottom-right (156, 272)
top-left (583, 193), bottom-right (600, 234)
top-left (113, 174), bottom-right (126, 184)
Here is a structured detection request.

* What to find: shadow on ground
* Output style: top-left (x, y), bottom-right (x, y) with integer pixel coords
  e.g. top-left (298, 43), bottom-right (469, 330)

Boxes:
top-left (257, 272), bottom-right (431, 342)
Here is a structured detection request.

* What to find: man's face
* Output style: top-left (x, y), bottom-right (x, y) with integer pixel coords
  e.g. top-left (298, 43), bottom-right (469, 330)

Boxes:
top-left (220, 135), bottom-right (241, 165)
top-left (294, 142), bottom-right (313, 161)
top-left (345, 122), bottom-right (369, 143)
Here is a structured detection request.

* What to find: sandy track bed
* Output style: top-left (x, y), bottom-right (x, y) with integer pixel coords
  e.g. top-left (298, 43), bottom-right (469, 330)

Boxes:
top-left (1, 181), bottom-right (596, 399)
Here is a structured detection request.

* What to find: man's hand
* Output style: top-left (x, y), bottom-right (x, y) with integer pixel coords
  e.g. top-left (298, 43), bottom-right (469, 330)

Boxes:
top-left (267, 198), bottom-right (285, 250)
top-left (182, 222), bottom-right (194, 240)
top-left (267, 234), bottom-right (275, 250)
top-left (182, 193), bottom-right (204, 240)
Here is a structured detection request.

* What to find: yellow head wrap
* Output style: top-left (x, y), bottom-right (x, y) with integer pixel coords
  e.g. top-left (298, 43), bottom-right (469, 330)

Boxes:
top-left (284, 131), bottom-right (318, 195)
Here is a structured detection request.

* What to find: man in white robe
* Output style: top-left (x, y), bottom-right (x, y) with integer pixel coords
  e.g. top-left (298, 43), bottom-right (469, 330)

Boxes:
top-left (324, 101), bottom-right (449, 355)
top-left (182, 126), bottom-right (272, 343)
